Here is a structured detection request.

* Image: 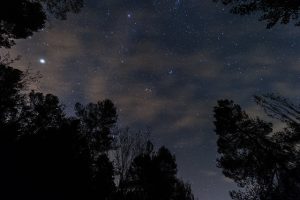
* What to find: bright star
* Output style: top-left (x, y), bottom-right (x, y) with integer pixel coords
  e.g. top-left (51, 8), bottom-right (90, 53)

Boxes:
top-left (39, 58), bottom-right (46, 64)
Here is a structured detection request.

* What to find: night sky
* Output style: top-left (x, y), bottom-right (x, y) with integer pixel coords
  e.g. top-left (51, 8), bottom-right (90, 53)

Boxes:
top-left (3, 0), bottom-right (300, 199)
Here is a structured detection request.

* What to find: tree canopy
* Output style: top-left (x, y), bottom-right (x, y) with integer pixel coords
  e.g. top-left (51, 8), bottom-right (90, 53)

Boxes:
top-left (0, 59), bottom-right (194, 200)
top-left (213, 0), bottom-right (300, 28)
top-left (214, 96), bottom-right (300, 200)
top-left (0, 0), bottom-right (84, 48)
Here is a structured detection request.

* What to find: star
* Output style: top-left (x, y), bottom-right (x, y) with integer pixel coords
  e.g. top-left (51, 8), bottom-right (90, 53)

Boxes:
top-left (39, 58), bottom-right (46, 64)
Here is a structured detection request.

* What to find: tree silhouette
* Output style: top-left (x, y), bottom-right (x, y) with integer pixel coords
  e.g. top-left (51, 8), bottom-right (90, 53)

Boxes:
top-left (120, 142), bottom-right (194, 200)
top-left (0, 61), bottom-right (25, 129)
top-left (16, 120), bottom-right (91, 199)
top-left (213, 0), bottom-right (300, 28)
top-left (0, 59), bottom-right (28, 199)
top-left (0, 1), bottom-right (197, 198)
top-left (19, 91), bottom-right (65, 135)
top-left (214, 98), bottom-right (300, 200)
top-left (173, 180), bottom-right (194, 200)
top-left (40, 0), bottom-right (84, 20)
top-left (113, 127), bottom-right (151, 196)
top-left (92, 154), bottom-right (116, 200)
top-left (0, 61), bottom-right (116, 199)
top-left (0, 0), bottom-right (84, 48)
top-left (0, 61), bottom-right (194, 200)
top-left (75, 100), bottom-right (117, 155)
top-left (254, 94), bottom-right (300, 125)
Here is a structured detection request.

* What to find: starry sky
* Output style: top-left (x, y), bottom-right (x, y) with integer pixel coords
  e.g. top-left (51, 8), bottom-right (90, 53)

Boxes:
top-left (3, 0), bottom-right (300, 199)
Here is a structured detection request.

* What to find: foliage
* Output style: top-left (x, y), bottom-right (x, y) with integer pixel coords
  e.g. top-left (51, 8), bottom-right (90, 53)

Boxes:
top-left (0, 0), bottom-right (84, 48)
top-left (0, 62), bottom-right (194, 200)
top-left (213, 0), bottom-right (300, 28)
top-left (214, 97), bottom-right (300, 200)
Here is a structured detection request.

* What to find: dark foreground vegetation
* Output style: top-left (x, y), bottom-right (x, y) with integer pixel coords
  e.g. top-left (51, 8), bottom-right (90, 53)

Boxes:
top-left (214, 96), bottom-right (300, 200)
top-left (214, 0), bottom-right (300, 28)
top-left (0, 1), bottom-right (195, 199)
top-left (0, 60), bottom-right (194, 200)
top-left (2, 0), bottom-right (300, 200)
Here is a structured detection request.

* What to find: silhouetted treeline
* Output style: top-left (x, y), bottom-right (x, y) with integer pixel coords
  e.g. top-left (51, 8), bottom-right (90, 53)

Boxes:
top-left (213, 0), bottom-right (300, 28)
top-left (214, 94), bottom-right (300, 200)
top-left (0, 59), bottom-right (194, 200)
top-left (0, 0), bottom-right (84, 48)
